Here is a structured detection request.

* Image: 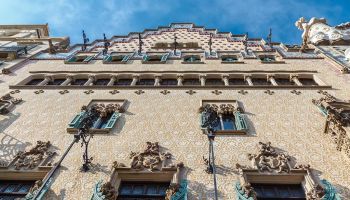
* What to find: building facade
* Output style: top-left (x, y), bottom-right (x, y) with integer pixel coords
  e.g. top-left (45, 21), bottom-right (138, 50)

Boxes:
top-left (0, 18), bottom-right (350, 200)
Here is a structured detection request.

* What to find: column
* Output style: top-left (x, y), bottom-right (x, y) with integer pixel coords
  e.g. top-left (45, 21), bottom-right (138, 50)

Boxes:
top-left (177, 74), bottom-right (183, 86)
top-left (267, 74), bottom-right (278, 86)
top-left (244, 75), bottom-right (253, 86)
top-left (38, 75), bottom-right (52, 86)
top-left (84, 75), bottom-right (95, 86)
top-left (222, 74), bottom-right (229, 86)
top-left (290, 74), bottom-right (303, 86)
top-left (154, 75), bottom-right (161, 86)
top-left (61, 75), bottom-right (74, 86)
top-left (107, 75), bottom-right (117, 86)
top-left (131, 75), bottom-right (139, 86)
top-left (199, 74), bottom-right (206, 86)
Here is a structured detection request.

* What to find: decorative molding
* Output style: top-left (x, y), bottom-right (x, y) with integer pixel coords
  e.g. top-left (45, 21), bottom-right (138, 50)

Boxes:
top-left (84, 89), bottom-right (94, 95)
top-left (211, 90), bottom-right (222, 95)
top-left (185, 90), bottom-right (196, 95)
top-left (0, 93), bottom-right (22, 115)
top-left (160, 89), bottom-right (171, 95)
top-left (91, 142), bottom-right (187, 200)
top-left (34, 89), bottom-right (44, 94)
top-left (59, 89), bottom-right (69, 95)
top-left (108, 90), bottom-right (120, 95)
top-left (134, 89), bottom-right (145, 95)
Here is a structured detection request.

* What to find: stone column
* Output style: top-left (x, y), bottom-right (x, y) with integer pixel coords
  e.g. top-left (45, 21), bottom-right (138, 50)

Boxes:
top-left (107, 75), bottom-right (117, 86)
top-left (84, 75), bottom-right (95, 86)
top-left (154, 75), bottom-right (161, 86)
top-left (199, 74), bottom-right (206, 86)
top-left (177, 74), bottom-right (184, 86)
top-left (222, 74), bottom-right (229, 86)
top-left (38, 75), bottom-right (52, 86)
top-left (61, 75), bottom-right (74, 86)
top-left (244, 74), bottom-right (253, 86)
top-left (290, 74), bottom-right (303, 86)
top-left (267, 74), bottom-right (278, 86)
top-left (131, 75), bottom-right (139, 86)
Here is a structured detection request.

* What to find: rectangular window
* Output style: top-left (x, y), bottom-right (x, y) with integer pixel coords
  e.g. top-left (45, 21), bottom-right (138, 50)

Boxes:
top-left (118, 182), bottom-right (169, 199)
top-left (0, 180), bottom-right (35, 199)
top-left (251, 184), bottom-right (306, 200)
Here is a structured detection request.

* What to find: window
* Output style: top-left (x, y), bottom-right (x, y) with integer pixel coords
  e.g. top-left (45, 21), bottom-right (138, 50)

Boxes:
top-left (65, 54), bottom-right (94, 64)
top-left (104, 54), bottom-right (130, 63)
top-left (161, 79), bottom-right (177, 86)
top-left (259, 55), bottom-right (276, 62)
top-left (183, 55), bottom-right (202, 63)
top-left (142, 53), bottom-right (169, 64)
top-left (95, 79), bottom-right (110, 86)
top-left (68, 102), bottom-right (123, 133)
top-left (275, 78), bottom-right (294, 85)
top-left (252, 78), bottom-right (271, 85)
top-left (221, 55), bottom-right (241, 63)
top-left (205, 78), bottom-right (224, 86)
top-left (136, 79), bottom-right (155, 86)
top-left (70, 79), bottom-right (88, 86)
top-left (229, 78), bottom-right (247, 85)
top-left (200, 103), bottom-right (248, 135)
top-left (299, 78), bottom-right (317, 86)
top-left (114, 79), bottom-right (132, 86)
top-left (47, 78), bottom-right (66, 85)
top-left (183, 78), bottom-right (200, 86)
top-left (0, 180), bottom-right (35, 199)
top-left (118, 182), bottom-right (169, 200)
top-left (26, 78), bottom-right (44, 85)
top-left (251, 184), bottom-right (306, 200)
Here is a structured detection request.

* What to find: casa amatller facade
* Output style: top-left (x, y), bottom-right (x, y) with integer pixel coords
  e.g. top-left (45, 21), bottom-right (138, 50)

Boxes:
top-left (0, 17), bottom-right (350, 200)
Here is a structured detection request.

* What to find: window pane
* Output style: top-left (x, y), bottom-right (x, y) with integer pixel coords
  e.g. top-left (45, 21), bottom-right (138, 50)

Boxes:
top-left (145, 185), bottom-right (157, 195)
top-left (119, 185), bottom-right (133, 195)
top-left (222, 115), bottom-right (236, 130)
top-left (132, 185), bottom-right (144, 195)
top-left (3, 184), bottom-right (18, 192)
top-left (17, 184), bottom-right (32, 193)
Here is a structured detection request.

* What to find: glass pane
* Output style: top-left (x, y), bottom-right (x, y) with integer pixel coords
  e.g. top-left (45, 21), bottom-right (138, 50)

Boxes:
top-left (17, 184), bottom-right (32, 193)
top-left (222, 115), bottom-right (236, 130)
top-left (119, 185), bottom-right (133, 195)
top-left (158, 185), bottom-right (168, 195)
top-left (145, 185), bottom-right (157, 195)
top-left (132, 185), bottom-right (144, 195)
top-left (4, 184), bottom-right (18, 192)
top-left (26, 79), bottom-right (44, 85)
top-left (115, 79), bottom-right (132, 86)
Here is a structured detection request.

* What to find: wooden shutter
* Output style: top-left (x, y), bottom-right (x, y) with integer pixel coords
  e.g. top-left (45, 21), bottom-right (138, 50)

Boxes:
top-left (122, 54), bottom-right (131, 62)
top-left (104, 112), bottom-right (121, 129)
top-left (234, 111), bottom-right (248, 130)
top-left (142, 55), bottom-right (149, 61)
top-left (68, 111), bottom-right (85, 128)
top-left (83, 56), bottom-right (93, 62)
top-left (104, 55), bottom-right (112, 62)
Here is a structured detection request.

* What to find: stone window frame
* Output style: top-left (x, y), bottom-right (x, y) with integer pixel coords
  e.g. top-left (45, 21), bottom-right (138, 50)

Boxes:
top-left (199, 100), bottom-right (248, 135)
top-left (91, 142), bottom-right (188, 200)
top-left (66, 99), bottom-right (126, 134)
top-left (234, 142), bottom-right (341, 200)
top-left (0, 141), bottom-right (57, 199)
top-left (103, 52), bottom-right (133, 64)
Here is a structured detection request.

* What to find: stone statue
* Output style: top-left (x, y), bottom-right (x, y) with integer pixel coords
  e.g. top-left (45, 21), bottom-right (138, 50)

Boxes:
top-left (295, 17), bottom-right (327, 52)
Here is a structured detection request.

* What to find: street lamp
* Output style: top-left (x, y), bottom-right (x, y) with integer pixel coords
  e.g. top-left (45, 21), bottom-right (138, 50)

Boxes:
top-left (201, 104), bottom-right (219, 200)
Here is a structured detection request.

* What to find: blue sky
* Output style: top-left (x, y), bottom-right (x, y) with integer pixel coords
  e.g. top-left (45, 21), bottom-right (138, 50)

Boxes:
top-left (0, 0), bottom-right (348, 45)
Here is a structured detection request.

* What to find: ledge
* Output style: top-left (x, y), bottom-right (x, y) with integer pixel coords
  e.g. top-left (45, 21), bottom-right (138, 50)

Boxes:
top-left (260, 61), bottom-right (286, 64)
top-left (214, 130), bottom-right (247, 135)
top-left (221, 61), bottom-right (245, 64)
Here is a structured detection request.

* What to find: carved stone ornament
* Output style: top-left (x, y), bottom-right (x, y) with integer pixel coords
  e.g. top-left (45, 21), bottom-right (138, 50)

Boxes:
top-left (246, 142), bottom-right (291, 173)
top-left (13, 141), bottom-right (54, 170)
top-left (235, 142), bottom-right (341, 200)
top-left (199, 103), bottom-right (237, 115)
top-left (91, 142), bottom-right (188, 200)
top-left (312, 93), bottom-right (350, 159)
top-left (83, 103), bottom-right (124, 119)
top-left (0, 93), bottom-right (22, 114)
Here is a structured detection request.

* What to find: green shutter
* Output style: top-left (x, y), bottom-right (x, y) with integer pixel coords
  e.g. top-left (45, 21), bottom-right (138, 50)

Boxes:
top-left (122, 55), bottom-right (130, 62)
top-left (161, 53), bottom-right (170, 62)
top-left (68, 111), bottom-right (85, 128)
top-left (67, 56), bottom-right (76, 62)
top-left (234, 111), bottom-right (248, 130)
top-left (200, 112), bottom-right (205, 128)
top-left (142, 55), bottom-right (149, 61)
top-left (104, 55), bottom-right (112, 62)
top-left (84, 56), bottom-right (93, 62)
top-left (104, 112), bottom-right (121, 129)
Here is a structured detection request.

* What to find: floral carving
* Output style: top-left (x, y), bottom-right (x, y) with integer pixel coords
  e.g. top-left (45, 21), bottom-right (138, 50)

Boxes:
top-left (129, 142), bottom-right (172, 171)
top-left (186, 90), bottom-right (196, 95)
top-left (84, 103), bottom-right (123, 119)
top-left (101, 182), bottom-right (118, 200)
top-left (247, 142), bottom-right (291, 173)
top-left (14, 141), bottom-right (53, 170)
top-left (199, 104), bottom-right (237, 115)
top-left (306, 184), bottom-right (325, 200)
top-left (160, 89), bottom-right (170, 95)
top-left (135, 90), bottom-right (145, 95)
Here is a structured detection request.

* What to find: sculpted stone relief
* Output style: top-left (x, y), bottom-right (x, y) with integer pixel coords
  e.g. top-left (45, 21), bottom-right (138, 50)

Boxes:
top-left (312, 92), bottom-right (350, 159)
top-left (199, 103), bottom-right (238, 115)
top-left (235, 142), bottom-right (338, 200)
top-left (92, 142), bottom-right (186, 200)
top-left (0, 93), bottom-right (22, 115)
top-left (295, 17), bottom-right (350, 48)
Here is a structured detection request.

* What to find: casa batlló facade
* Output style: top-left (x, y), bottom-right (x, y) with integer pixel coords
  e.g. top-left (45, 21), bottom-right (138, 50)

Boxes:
top-left (0, 17), bottom-right (350, 200)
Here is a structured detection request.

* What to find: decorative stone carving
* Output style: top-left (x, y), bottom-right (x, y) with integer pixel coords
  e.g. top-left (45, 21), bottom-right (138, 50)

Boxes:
top-left (160, 89), bottom-right (170, 95)
top-left (312, 94), bottom-right (350, 159)
top-left (306, 184), bottom-right (326, 200)
top-left (199, 103), bottom-right (238, 115)
top-left (247, 142), bottom-right (291, 173)
top-left (0, 93), bottom-right (22, 114)
top-left (211, 90), bottom-right (222, 95)
top-left (129, 142), bottom-right (171, 171)
top-left (295, 17), bottom-right (350, 47)
top-left (100, 182), bottom-right (118, 200)
top-left (134, 89), bottom-right (145, 95)
top-left (87, 103), bottom-right (123, 119)
top-left (14, 141), bottom-right (54, 170)
top-left (185, 90), bottom-right (196, 95)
